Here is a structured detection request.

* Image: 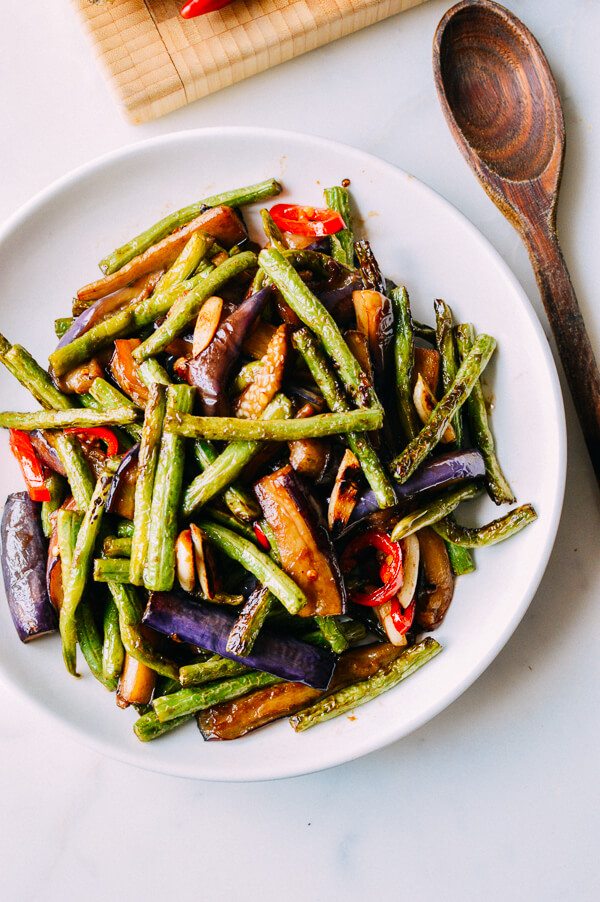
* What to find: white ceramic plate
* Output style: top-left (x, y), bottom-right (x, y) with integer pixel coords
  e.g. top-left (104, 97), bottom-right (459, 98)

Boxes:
top-left (0, 128), bottom-right (565, 781)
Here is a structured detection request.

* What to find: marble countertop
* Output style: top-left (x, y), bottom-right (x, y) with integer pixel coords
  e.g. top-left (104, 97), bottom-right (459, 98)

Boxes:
top-left (1, 1), bottom-right (598, 899)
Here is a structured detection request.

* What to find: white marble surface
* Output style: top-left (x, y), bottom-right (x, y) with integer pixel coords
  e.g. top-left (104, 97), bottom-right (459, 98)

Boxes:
top-left (1, 1), bottom-right (599, 899)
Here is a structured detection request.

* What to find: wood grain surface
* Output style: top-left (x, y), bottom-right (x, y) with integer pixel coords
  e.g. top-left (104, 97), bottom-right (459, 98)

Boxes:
top-left (433, 0), bottom-right (600, 483)
top-left (75, 0), bottom-right (428, 123)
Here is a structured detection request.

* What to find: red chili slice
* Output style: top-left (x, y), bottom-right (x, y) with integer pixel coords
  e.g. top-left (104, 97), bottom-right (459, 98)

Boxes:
top-left (8, 430), bottom-right (51, 502)
top-left (340, 529), bottom-right (404, 608)
top-left (269, 204), bottom-right (346, 237)
top-left (253, 522), bottom-right (271, 551)
top-left (180, 0), bottom-right (233, 18)
top-left (389, 597), bottom-right (416, 635)
top-left (65, 427), bottom-right (120, 457)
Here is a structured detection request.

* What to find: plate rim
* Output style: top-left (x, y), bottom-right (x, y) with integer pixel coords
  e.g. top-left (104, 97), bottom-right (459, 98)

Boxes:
top-left (0, 126), bottom-right (567, 781)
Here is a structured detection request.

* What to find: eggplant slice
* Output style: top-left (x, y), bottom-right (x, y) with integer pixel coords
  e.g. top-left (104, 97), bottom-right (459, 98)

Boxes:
top-left (1, 492), bottom-right (57, 641)
top-left (255, 464), bottom-right (346, 617)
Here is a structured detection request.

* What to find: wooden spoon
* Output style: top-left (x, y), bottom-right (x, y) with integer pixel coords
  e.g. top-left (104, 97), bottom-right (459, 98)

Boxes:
top-left (433, 0), bottom-right (600, 483)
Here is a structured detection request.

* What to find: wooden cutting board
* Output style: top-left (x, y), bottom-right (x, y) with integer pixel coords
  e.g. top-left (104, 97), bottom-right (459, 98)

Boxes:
top-left (75, 0), bottom-right (429, 123)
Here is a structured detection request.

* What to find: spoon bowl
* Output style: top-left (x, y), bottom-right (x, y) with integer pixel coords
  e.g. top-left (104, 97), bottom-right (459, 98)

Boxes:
top-left (434, 0), bottom-right (600, 485)
top-left (438, 3), bottom-right (561, 185)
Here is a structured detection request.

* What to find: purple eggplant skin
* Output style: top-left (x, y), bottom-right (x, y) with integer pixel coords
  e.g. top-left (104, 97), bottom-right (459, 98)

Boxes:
top-left (350, 449), bottom-right (486, 524)
top-left (395, 449), bottom-right (486, 500)
top-left (1, 492), bottom-right (58, 642)
top-left (317, 271), bottom-right (363, 327)
top-left (143, 592), bottom-right (337, 690)
top-left (186, 286), bottom-right (272, 416)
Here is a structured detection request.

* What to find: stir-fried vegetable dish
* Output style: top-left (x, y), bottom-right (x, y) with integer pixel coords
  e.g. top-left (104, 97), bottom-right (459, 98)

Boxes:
top-left (0, 176), bottom-right (536, 742)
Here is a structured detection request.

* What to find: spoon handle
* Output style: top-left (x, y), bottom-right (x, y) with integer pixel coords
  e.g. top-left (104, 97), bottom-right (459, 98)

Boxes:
top-left (524, 224), bottom-right (600, 482)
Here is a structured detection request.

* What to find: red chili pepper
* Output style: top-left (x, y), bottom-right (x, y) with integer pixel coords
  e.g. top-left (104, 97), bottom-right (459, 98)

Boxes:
top-left (65, 427), bottom-right (120, 457)
top-left (180, 0), bottom-right (232, 18)
top-left (390, 597), bottom-right (416, 635)
top-left (340, 529), bottom-right (404, 607)
top-left (8, 430), bottom-right (51, 502)
top-left (253, 522), bottom-right (271, 551)
top-left (269, 204), bottom-right (346, 237)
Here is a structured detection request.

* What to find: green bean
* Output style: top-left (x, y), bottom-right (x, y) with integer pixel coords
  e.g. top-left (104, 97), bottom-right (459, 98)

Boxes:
top-left (390, 287), bottom-right (420, 442)
top-left (60, 460), bottom-right (118, 675)
top-left (0, 338), bottom-right (94, 507)
top-left (197, 520), bottom-right (307, 615)
top-left (139, 358), bottom-right (171, 387)
top-left (446, 541), bottom-right (477, 576)
top-left (76, 599), bottom-right (118, 690)
top-left (102, 597), bottom-right (125, 688)
top-left (225, 585), bottom-right (274, 656)
top-left (167, 406), bottom-right (382, 442)
top-left (391, 484), bottom-right (481, 541)
top-left (292, 328), bottom-right (396, 508)
top-left (89, 378), bottom-right (140, 413)
top-left (324, 186), bottom-right (354, 267)
top-left (143, 385), bottom-right (195, 592)
top-left (0, 406), bottom-right (138, 430)
top-left (107, 582), bottom-right (179, 680)
top-left (259, 519), bottom-right (280, 563)
top-left (413, 321), bottom-right (437, 344)
top-left (54, 317), bottom-right (74, 339)
top-left (102, 536), bottom-right (132, 558)
top-left (260, 209), bottom-right (286, 249)
top-left (153, 670), bottom-right (282, 723)
top-left (305, 620), bottom-right (367, 648)
top-left (182, 394), bottom-right (292, 516)
top-left (0, 339), bottom-right (73, 410)
top-left (94, 557), bottom-right (132, 583)
top-left (455, 323), bottom-right (516, 505)
top-left (133, 710), bottom-right (192, 742)
top-left (391, 334), bottom-right (497, 483)
top-left (290, 638), bottom-right (442, 731)
top-left (314, 616), bottom-right (349, 654)
top-left (99, 178), bottom-right (281, 274)
top-left (87, 378), bottom-right (142, 444)
top-left (179, 656), bottom-right (251, 688)
top-left (58, 512), bottom-right (105, 683)
top-left (204, 506), bottom-right (257, 543)
top-left (259, 247), bottom-right (380, 410)
top-left (133, 252), bottom-right (257, 361)
top-left (41, 474), bottom-right (66, 538)
top-left (194, 439), bottom-right (260, 522)
top-left (157, 231), bottom-right (211, 295)
top-left (432, 504), bottom-right (537, 547)
top-left (48, 239), bottom-right (210, 376)
top-left (130, 383), bottom-right (166, 585)
top-left (434, 298), bottom-right (463, 447)
top-left (117, 519), bottom-right (134, 538)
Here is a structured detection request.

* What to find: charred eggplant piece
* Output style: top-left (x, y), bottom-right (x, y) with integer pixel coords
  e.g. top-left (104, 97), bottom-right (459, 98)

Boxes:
top-left (413, 346), bottom-right (441, 395)
top-left (198, 641), bottom-right (402, 739)
top-left (1, 492), bottom-right (57, 641)
top-left (416, 527), bottom-right (454, 629)
top-left (116, 653), bottom-right (156, 709)
top-left (106, 444), bottom-right (139, 520)
top-left (186, 286), bottom-right (271, 416)
top-left (143, 592), bottom-right (337, 689)
top-left (255, 464), bottom-right (346, 617)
